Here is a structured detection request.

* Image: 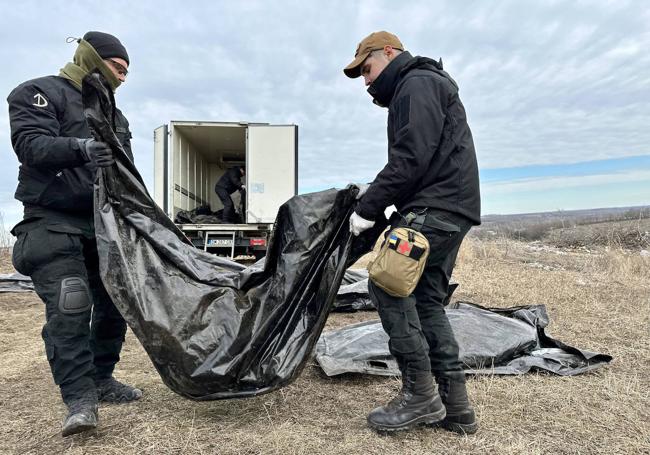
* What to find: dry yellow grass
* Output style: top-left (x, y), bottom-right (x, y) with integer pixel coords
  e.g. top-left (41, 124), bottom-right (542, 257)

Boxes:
top-left (0, 238), bottom-right (648, 454)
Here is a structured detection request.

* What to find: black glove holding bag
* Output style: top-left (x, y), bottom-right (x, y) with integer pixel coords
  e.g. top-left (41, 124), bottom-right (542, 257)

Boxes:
top-left (78, 138), bottom-right (114, 167)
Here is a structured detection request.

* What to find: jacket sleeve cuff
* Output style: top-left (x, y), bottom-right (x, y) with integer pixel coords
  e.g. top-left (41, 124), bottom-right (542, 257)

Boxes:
top-left (75, 138), bottom-right (90, 163)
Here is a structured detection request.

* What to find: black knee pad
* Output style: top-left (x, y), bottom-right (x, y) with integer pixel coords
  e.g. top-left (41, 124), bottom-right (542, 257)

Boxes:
top-left (58, 277), bottom-right (92, 314)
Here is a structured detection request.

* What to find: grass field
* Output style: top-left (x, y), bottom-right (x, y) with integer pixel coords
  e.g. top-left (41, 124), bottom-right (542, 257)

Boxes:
top-left (0, 231), bottom-right (648, 454)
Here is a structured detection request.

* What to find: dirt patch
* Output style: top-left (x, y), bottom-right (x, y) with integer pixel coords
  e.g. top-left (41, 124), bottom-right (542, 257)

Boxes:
top-left (0, 248), bottom-right (14, 274)
top-left (0, 238), bottom-right (648, 454)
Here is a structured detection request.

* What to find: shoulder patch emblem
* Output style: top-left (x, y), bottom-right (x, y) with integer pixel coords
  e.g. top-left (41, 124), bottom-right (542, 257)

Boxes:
top-left (33, 93), bottom-right (48, 107)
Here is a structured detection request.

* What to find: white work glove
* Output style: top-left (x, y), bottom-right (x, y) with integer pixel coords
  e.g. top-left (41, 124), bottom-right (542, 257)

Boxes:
top-left (355, 183), bottom-right (370, 200)
top-left (349, 211), bottom-right (375, 236)
top-left (345, 183), bottom-right (370, 200)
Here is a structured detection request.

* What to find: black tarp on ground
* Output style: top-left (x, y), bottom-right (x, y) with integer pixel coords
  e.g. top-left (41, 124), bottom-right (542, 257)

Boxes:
top-left (335, 269), bottom-right (375, 312)
top-left (82, 72), bottom-right (385, 400)
top-left (174, 205), bottom-right (224, 224)
top-left (333, 268), bottom-right (459, 312)
top-left (316, 301), bottom-right (613, 377)
top-left (0, 272), bottom-right (34, 293)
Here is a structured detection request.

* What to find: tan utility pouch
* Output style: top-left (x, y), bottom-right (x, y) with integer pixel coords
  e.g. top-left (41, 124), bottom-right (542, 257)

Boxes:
top-left (367, 227), bottom-right (430, 298)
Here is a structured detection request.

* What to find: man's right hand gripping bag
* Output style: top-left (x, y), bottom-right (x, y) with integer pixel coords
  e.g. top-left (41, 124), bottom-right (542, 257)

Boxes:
top-left (368, 227), bottom-right (429, 297)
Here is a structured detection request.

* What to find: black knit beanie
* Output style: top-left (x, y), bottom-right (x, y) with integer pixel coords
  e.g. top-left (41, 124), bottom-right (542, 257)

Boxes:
top-left (83, 31), bottom-right (129, 65)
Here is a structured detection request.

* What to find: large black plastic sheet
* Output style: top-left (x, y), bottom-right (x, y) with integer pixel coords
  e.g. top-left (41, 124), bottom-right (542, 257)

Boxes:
top-left (82, 72), bottom-right (385, 400)
top-left (316, 301), bottom-right (612, 376)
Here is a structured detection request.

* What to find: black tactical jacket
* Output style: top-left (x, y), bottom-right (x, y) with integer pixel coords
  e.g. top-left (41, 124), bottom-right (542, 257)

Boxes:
top-left (7, 75), bottom-right (133, 218)
top-left (356, 52), bottom-right (481, 225)
top-left (215, 166), bottom-right (243, 194)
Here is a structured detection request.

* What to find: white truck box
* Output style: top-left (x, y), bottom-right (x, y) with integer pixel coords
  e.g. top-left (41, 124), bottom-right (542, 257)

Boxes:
top-left (153, 121), bottom-right (298, 257)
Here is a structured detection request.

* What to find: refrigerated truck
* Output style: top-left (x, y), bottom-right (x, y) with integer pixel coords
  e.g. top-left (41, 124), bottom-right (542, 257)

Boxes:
top-left (153, 121), bottom-right (298, 258)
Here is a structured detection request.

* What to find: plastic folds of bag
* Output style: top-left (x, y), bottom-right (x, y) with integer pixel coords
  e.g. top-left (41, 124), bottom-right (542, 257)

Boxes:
top-left (0, 273), bottom-right (34, 293)
top-left (316, 301), bottom-right (612, 377)
top-left (81, 72), bottom-right (385, 400)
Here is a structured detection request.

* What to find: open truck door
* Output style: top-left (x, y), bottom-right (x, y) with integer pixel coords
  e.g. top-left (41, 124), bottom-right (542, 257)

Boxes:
top-left (246, 125), bottom-right (298, 223)
top-left (153, 124), bottom-right (169, 214)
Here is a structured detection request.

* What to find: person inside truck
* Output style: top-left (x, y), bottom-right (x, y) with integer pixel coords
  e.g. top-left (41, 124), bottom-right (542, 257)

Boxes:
top-left (215, 166), bottom-right (246, 223)
top-left (7, 31), bottom-right (142, 437)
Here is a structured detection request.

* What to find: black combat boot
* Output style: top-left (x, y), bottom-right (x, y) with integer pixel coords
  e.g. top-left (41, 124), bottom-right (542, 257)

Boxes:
top-left (435, 371), bottom-right (478, 434)
top-left (367, 371), bottom-right (446, 432)
top-left (61, 390), bottom-right (99, 437)
top-left (95, 377), bottom-right (143, 403)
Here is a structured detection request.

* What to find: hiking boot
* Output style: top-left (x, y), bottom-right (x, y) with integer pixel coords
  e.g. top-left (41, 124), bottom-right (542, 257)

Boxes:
top-left (435, 371), bottom-right (478, 434)
top-left (62, 392), bottom-right (99, 437)
top-left (95, 377), bottom-right (143, 403)
top-left (367, 371), bottom-right (446, 432)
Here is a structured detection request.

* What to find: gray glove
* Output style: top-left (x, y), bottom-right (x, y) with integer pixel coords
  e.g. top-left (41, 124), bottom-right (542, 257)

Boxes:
top-left (79, 138), bottom-right (114, 167)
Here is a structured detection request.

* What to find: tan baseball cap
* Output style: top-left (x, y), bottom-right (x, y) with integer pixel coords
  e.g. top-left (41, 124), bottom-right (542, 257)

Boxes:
top-left (344, 31), bottom-right (404, 78)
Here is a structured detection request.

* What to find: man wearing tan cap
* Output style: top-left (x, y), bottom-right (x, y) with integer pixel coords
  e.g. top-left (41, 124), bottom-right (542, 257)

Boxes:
top-left (344, 31), bottom-right (481, 434)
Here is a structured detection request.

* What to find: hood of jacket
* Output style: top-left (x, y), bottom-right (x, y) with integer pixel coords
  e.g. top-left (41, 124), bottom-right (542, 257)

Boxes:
top-left (367, 51), bottom-right (412, 108)
top-left (59, 39), bottom-right (121, 92)
top-left (368, 52), bottom-right (454, 107)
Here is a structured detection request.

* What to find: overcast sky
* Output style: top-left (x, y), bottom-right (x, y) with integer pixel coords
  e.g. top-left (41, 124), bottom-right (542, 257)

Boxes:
top-left (1, 0), bottom-right (648, 228)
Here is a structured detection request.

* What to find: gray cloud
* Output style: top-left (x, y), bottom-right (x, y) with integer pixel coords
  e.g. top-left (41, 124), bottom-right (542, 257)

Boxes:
top-left (0, 0), bottom-right (648, 226)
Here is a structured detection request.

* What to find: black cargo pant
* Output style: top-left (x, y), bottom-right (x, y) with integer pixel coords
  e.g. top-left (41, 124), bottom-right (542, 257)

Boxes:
top-left (12, 219), bottom-right (127, 404)
top-left (368, 208), bottom-right (472, 375)
top-left (215, 186), bottom-right (236, 223)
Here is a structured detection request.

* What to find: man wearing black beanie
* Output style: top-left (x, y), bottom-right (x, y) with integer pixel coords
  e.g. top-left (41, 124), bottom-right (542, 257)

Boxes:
top-left (7, 31), bottom-right (142, 437)
top-left (83, 31), bottom-right (130, 65)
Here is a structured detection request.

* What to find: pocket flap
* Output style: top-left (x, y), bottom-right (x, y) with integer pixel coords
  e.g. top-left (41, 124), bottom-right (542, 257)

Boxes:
top-left (46, 224), bottom-right (84, 235)
top-left (424, 215), bottom-right (460, 233)
top-left (10, 217), bottom-right (43, 235)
